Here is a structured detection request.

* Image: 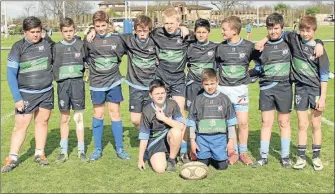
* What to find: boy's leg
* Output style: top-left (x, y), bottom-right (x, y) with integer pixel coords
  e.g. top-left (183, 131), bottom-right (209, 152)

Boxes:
top-left (150, 152), bottom-right (167, 173)
top-left (107, 85), bottom-right (130, 159)
top-left (236, 110), bottom-right (253, 165)
top-left (166, 127), bottom-right (182, 171)
top-left (310, 109), bottom-right (323, 170)
top-left (57, 111), bottom-right (70, 162)
top-left (129, 87), bottom-right (148, 129)
top-left (277, 112), bottom-right (291, 168)
top-left (210, 134), bottom-right (229, 170)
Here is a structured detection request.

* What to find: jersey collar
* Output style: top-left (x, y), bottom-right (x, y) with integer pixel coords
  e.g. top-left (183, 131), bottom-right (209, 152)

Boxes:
top-left (203, 90), bottom-right (220, 98)
top-left (61, 38), bottom-right (76, 45)
top-left (151, 101), bottom-right (167, 111)
top-left (227, 37), bottom-right (243, 46)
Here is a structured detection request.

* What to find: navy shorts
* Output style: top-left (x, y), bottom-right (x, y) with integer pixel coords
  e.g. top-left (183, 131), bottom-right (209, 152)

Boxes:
top-left (90, 85), bottom-right (123, 105)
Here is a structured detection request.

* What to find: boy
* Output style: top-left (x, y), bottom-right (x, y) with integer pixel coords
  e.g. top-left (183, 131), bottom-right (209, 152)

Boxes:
top-left (150, 7), bottom-right (194, 163)
top-left (257, 16), bottom-right (329, 170)
top-left (248, 13), bottom-right (293, 168)
top-left (137, 79), bottom-right (185, 173)
top-left (246, 21), bottom-right (252, 40)
top-left (185, 18), bottom-right (217, 112)
top-left (187, 68), bottom-right (238, 170)
top-left (215, 16), bottom-right (259, 165)
top-left (85, 11), bottom-right (130, 161)
top-left (52, 17), bottom-right (88, 162)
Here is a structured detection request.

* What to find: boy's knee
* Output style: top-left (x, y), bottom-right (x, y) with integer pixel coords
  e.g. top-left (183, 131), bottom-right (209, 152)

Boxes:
top-left (212, 159), bottom-right (228, 170)
top-left (110, 111), bottom-right (121, 121)
top-left (169, 128), bottom-right (182, 140)
top-left (298, 121), bottom-right (309, 130)
top-left (73, 111), bottom-right (84, 130)
top-left (278, 119), bottom-right (290, 129)
top-left (130, 117), bottom-right (140, 126)
top-left (153, 165), bottom-right (166, 173)
top-left (238, 121), bottom-right (248, 130)
top-left (197, 158), bottom-right (210, 166)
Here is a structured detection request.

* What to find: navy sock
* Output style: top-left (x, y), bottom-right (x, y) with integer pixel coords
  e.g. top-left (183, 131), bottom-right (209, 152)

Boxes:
top-left (297, 145), bottom-right (307, 160)
top-left (312, 144), bottom-right (321, 159)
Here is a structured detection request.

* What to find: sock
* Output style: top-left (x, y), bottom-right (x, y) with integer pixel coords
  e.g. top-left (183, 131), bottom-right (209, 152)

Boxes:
top-left (281, 138), bottom-right (291, 158)
top-left (297, 145), bottom-right (307, 160)
top-left (168, 157), bottom-right (176, 164)
top-left (260, 141), bottom-right (270, 159)
top-left (312, 144), bottom-right (321, 159)
top-left (234, 143), bottom-right (239, 154)
top-left (60, 139), bottom-right (68, 154)
top-left (111, 120), bottom-right (123, 153)
top-left (180, 142), bottom-right (187, 154)
top-left (78, 141), bottom-right (85, 154)
top-left (92, 117), bottom-right (104, 151)
top-left (35, 149), bottom-right (44, 156)
top-left (239, 144), bottom-right (248, 154)
top-left (9, 153), bottom-right (18, 161)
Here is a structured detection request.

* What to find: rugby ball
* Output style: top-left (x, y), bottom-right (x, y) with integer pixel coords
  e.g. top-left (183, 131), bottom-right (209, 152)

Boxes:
top-left (180, 161), bottom-right (209, 180)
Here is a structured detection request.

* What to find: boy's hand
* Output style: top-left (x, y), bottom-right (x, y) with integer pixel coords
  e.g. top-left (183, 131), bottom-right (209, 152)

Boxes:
top-left (179, 26), bottom-right (189, 38)
top-left (138, 159), bottom-right (146, 170)
top-left (316, 97), bottom-right (326, 111)
top-left (15, 100), bottom-right (24, 112)
top-left (190, 139), bottom-right (199, 156)
top-left (154, 107), bottom-right (167, 121)
top-left (255, 37), bottom-right (269, 51)
top-left (86, 29), bottom-right (96, 43)
top-left (314, 43), bottom-right (324, 58)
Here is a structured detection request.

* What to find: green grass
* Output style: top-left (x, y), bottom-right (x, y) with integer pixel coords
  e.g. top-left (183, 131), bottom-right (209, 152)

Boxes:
top-left (1, 27), bottom-right (334, 193)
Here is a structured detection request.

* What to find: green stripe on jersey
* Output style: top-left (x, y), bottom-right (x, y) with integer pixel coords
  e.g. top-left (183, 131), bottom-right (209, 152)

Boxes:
top-left (158, 50), bottom-right (184, 63)
top-left (95, 57), bottom-right (118, 70)
top-left (59, 65), bottom-right (83, 80)
top-left (263, 62), bottom-right (290, 77)
top-left (292, 57), bottom-right (315, 77)
top-left (198, 119), bottom-right (227, 134)
top-left (19, 57), bottom-right (48, 73)
top-left (190, 63), bottom-right (214, 74)
top-left (221, 65), bottom-right (245, 78)
top-left (132, 55), bottom-right (156, 68)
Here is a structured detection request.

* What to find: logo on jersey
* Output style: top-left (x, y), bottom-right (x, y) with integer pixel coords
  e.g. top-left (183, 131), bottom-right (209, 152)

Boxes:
top-left (232, 48), bottom-right (236, 52)
top-left (60, 100), bottom-right (65, 108)
top-left (23, 101), bottom-right (29, 109)
top-left (130, 105), bottom-right (135, 110)
top-left (103, 40), bottom-right (107, 44)
top-left (148, 47), bottom-right (154, 52)
top-left (38, 45), bottom-right (44, 51)
top-left (209, 119), bottom-right (216, 127)
top-left (282, 49), bottom-right (289, 55)
top-left (208, 50), bottom-right (214, 57)
top-left (111, 43), bottom-right (117, 50)
top-left (68, 66), bottom-right (74, 73)
top-left (187, 100), bottom-right (192, 107)
top-left (177, 38), bottom-right (183, 44)
top-left (295, 95), bottom-right (302, 105)
top-left (304, 47), bottom-right (308, 51)
top-left (239, 53), bottom-right (246, 59)
top-left (218, 105), bottom-right (223, 111)
top-left (274, 45), bottom-right (278, 49)
top-left (68, 47), bottom-right (71, 52)
top-left (75, 53), bottom-right (81, 59)
top-left (237, 95), bottom-right (248, 105)
top-left (310, 55), bottom-right (315, 61)
top-left (230, 66), bottom-right (236, 73)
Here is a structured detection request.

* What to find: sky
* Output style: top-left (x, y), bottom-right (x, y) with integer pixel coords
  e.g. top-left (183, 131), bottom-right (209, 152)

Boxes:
top-left (1, 1), bottom-right (315, 20)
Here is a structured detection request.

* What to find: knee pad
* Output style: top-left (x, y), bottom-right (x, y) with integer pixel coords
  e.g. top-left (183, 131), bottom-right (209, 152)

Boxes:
top-left (73, 111), bottom-right (84, 131)
top-left (212, 159), bottom-right (228, 170)
top-left (197, 158), bottom-right (210, 166)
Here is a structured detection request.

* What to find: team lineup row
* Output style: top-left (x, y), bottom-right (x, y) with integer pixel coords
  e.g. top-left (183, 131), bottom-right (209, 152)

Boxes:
top-left (2, 8), bottom-right (330, 174)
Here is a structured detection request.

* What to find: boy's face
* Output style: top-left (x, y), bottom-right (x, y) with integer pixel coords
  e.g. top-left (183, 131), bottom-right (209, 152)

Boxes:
top-left (135, 25), bottom-right (150, 42)
top-left (150, 87), bottom-right (167, 106)
top-left (195, 26), bottom-right (209, 43)
top-left (299, 28), bottom-right (315, 42)
top-left (61, 25), bottom-right (75, 42)
top-left (163, 16), bottom-right (179, 34)
top-left (221, 22), bottom-right (236, 40)
top-left (202, 78), bottom-right (218, 95)
top-left (94, 21), bottom-right (108, 36)
top-left (24, 27), bottom-right (42, 43)
top-left (267, 24), bottom-right (283, 40)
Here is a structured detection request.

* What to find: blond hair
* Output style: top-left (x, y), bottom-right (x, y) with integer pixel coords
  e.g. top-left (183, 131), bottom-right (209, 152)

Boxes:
top-left (162, 7), bottom-right (181, 22)
top-left (222, 16), bottom-right (242, 34)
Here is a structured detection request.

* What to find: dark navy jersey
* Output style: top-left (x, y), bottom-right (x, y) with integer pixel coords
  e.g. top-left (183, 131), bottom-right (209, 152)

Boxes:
top-left (151, 27), bottom-right (194, 84)
top-left (256, 39), bottom-right (292, 86)
top-left (52, 39), bottom-right (87, 82)
top-left (215, 38), bottom-right (259, 86)
top-left (121, 34), bottom-right (157, 89)
top-left (139, 99), bottom-right (184, 140)
top-left (8, 38), bottom-right (53, 90)
top-left (85, 34), bottom-right (127, 90)
top-left (284, 32), bottom-right (330, 88)
top-left (186, 41), bottom-right (218, 83)
top-left (187, 91), bottom-right (238, 134)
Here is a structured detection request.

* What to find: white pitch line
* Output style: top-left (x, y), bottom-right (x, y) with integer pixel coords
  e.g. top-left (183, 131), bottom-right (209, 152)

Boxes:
top-left (1, 111), bottom-right (14, 125)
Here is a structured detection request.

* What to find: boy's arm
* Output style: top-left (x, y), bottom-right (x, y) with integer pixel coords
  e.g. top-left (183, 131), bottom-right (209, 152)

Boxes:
top-left (225, 98), bottom-right (238, 139)
top-left (138, 113), bottom-right (151, 163)
top-left (138, 139), bottom-right (148, 170)
top-left (316, 49), bottom-right (330, 111)
top-left (156, 104), bottom-right (184, 130)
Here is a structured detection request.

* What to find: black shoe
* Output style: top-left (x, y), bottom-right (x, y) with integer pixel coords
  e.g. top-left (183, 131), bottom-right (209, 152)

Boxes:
top-left (34, 153), bottom-right (49, 166)
top-left (281, 158), bottom-right (292, 168)
top-left (180, 152), bottom-right (190, 164)
top-left (166, 158), bottom-right (177, 172)
top-left (251, 158), bottom-right (268, 168)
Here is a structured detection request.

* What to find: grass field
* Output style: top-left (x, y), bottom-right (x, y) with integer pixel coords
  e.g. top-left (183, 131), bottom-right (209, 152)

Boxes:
top-left (1, 26), bottom-right (334, 193)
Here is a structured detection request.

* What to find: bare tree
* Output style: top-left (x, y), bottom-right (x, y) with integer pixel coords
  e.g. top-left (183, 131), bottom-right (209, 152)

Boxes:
top-left (39, 0), bottom-right (64, 22)
top-left (23, 3), bottom-right (36, 17)
top-left (211, 0), bottom-right (240, 19)
top-left (66, 1), bottom-right (93, 24)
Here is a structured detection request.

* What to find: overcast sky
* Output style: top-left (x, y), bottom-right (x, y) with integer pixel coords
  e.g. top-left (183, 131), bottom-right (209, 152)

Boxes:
top-left (1, 1), bottom-right (314, 19)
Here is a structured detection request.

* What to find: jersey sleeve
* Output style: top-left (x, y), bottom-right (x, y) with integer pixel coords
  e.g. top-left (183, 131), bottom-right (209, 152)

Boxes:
top-left (318, 49), bottom-right (330, 82)
top-left (139, 111), bottom-right (151, 140)
top-left (186, 99), bottom-right (197, 128)
top-left (7, 42), bottom-right (22, 102)
top-left (172, 102), bottom-right (185, 124)
top-left (225, 97), bottom-right (238, 127)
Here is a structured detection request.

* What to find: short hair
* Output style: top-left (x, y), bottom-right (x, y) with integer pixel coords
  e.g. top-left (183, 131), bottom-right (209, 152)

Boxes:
top-left (194, 18), bottom-right (210, 32)
top-left (92, 10), bottom-right (109, 24)
top-left (23, 16), bottom-right (42, 31)
top-left (299, 16), bottom-right (317, 31)
top-left (134, 15), bottom-right (153, 31)
top-left (162, 7), bottom-right (181, 22)
top-left (201, 68), bottom-right (217, 82)
top-left (60, 17), bottom-right (75, 30)
top-left (149, 79), bottom-right (166, 93)
top-left (266, 13), bottom-right (284, 28)
top-left (221, 16), bottom-right (242, 34)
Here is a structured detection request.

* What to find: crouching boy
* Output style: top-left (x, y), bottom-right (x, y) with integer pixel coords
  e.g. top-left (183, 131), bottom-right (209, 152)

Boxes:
top-left (187, 68), bottom-right (238, 170)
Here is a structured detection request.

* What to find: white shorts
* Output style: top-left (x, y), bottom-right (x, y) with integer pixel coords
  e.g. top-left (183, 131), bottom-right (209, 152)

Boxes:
top-left (217, 84), bottom-right (249, 111)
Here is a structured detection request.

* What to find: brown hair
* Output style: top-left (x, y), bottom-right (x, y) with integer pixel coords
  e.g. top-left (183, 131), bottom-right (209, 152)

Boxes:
top-left (201, 68), bottom-right (217, 82)
top-left (60, 17), bottom-right (75, 30)
top-left (222, 16), bottom-right (242, 34)
top-left (92, 10), bottom-right (109, 24)
top-left (134, 15), bottom-right (153, 31)
top-left (162, 7), bottom-right (181, 22)
top-left (299, 16), bottom-right (317, 31)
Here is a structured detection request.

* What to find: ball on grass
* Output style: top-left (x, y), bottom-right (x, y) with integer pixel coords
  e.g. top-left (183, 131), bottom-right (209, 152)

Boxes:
top-left (179, 161), bottom-right (208, 180)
